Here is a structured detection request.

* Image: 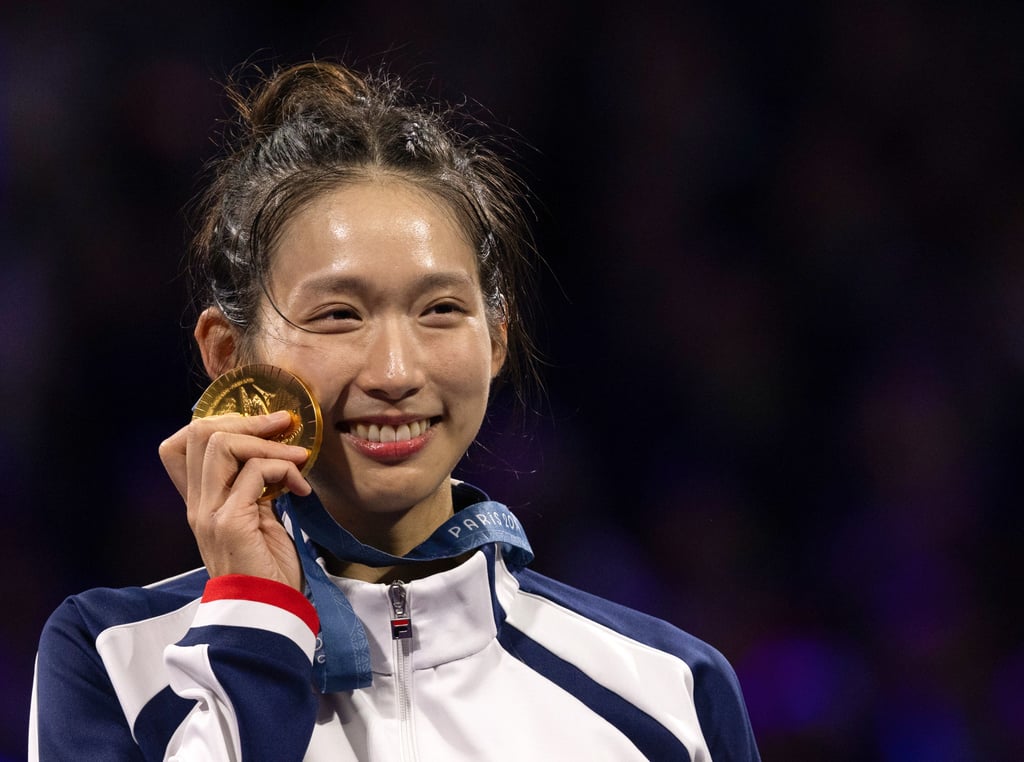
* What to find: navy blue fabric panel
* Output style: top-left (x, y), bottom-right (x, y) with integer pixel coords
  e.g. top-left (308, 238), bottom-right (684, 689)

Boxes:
top-left (147, 567), bottom-right (211, 597)
top-left (480, 545), bottom-right (506, 629)
top-left (35, 598), bottom-right (146, 760)
top-left (133, 686), bottom-right (195, 760)
top-left (182, 625), bottom-right (317, 762)
top-left (512, 568), bottom-right (760, 761)
top-left (498, 623), bottom-right (692, 762)
top-left (69, 569), bottom-right (209, 639)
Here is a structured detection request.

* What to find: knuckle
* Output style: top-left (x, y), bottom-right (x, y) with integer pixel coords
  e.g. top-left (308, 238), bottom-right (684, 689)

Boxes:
top-left (205, 429), bottom-right (231, 452)
top-left (186, 421), bottom-right (210, 449)
top-left (157, 440), bottom-right (172, 462)
top-left (159, 429), bottom-right (187, 461)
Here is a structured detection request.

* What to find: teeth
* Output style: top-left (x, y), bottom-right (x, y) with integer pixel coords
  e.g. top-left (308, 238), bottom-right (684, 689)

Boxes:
top-left (351, 419), bottom-right (432, 443)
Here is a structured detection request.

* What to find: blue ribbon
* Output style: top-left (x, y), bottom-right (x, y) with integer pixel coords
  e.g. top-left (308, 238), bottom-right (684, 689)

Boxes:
top-left (275, 483), bottom-right (533, 693)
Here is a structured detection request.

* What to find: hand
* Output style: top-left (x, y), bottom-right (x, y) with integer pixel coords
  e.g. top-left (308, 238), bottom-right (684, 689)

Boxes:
top-left (159, 410), bottom-right (312, 590)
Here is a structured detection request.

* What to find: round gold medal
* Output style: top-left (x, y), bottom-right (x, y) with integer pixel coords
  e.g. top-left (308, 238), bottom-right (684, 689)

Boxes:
top-left (192, 364), bottom-right (323, 498)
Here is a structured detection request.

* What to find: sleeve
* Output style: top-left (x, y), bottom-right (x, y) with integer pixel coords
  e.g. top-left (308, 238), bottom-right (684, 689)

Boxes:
top-left (31, 577), bottom-right (322, 762)
top-left (162, 575), bottom-right (321, 762)
top-left (690, 646), bottom-right (761, 762)
top-left (31, 598), bottom-right (146, 761)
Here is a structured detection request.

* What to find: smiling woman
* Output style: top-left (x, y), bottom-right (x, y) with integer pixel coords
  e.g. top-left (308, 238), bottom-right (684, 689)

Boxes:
top-left (29, 61), bottom-right (761, 761)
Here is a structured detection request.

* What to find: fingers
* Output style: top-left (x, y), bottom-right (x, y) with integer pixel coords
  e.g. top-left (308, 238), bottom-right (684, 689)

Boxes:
top-left (190, 428), bottom-right (308, 522)
top-left (192, 457), bottom-right (301, 556)
top-left (193, 447), bottom-right (309, 528)
top-left (159, 410), bottom-right (305, 502)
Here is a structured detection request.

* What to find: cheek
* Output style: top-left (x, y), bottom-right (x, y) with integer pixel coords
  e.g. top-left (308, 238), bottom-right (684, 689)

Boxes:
top-left (249, 336), bottom-right (346, 399)
top-left (442, 338), bottom-right (499, 407)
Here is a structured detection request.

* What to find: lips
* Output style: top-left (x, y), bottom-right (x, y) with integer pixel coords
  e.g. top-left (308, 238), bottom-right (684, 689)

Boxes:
top-left (340, 417), bottom-right (437, 462)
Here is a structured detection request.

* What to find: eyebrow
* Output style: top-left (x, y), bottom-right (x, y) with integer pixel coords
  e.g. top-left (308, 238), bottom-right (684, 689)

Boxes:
top-left (295, 271), bottom-right (478, 297)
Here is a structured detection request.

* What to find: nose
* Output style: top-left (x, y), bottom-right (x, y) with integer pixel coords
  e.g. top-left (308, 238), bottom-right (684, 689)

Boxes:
top-left (356, 319), bottom-right (425, 402)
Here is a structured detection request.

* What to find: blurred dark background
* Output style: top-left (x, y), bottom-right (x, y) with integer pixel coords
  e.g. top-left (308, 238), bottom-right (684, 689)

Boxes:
top-left (3, 1), bottom-right (1023, 759)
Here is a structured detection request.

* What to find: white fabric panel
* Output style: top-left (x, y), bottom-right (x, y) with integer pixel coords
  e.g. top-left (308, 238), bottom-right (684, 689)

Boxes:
top-left (28, 659), bottom-right (39, 762)
top-left (95, 600), bottom-right (200, 733)
top-left (163, 643), bottom-right (241, 762)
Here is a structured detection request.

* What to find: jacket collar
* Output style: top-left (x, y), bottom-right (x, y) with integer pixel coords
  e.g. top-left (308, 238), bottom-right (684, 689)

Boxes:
top-left (326, 549), bottom-right (500, 675)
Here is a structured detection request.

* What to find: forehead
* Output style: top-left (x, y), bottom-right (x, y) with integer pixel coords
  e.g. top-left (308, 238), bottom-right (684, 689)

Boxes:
top-left (269, 179), bottom-right (479, 295)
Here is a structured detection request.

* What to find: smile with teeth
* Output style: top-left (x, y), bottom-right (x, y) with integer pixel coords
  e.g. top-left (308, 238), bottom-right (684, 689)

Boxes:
top-left (350, 419), bottom-right (433, 443)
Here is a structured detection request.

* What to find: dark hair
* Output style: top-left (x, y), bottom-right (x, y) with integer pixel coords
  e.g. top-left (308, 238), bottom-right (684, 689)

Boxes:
top-left (189, 61), bottom-right (540, 403)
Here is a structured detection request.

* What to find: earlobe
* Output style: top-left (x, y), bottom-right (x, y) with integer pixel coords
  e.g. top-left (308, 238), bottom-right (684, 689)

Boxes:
top-left (195, 307), bottom-right (240, 378)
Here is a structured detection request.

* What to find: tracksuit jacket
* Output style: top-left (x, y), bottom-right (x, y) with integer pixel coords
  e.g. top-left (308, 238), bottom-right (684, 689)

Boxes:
top-left (31, 543), bottom-right (760, 760)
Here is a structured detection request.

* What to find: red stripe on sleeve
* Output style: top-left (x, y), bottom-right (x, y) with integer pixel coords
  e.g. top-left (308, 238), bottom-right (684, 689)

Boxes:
top-left (202, 575), bottom-right (320, 635)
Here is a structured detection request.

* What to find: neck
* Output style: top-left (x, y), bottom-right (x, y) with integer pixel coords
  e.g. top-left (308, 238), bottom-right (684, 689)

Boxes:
top-left (325, 553), bottom-right (473, 583)
top-left (310, 477), bottom-right (459, 582)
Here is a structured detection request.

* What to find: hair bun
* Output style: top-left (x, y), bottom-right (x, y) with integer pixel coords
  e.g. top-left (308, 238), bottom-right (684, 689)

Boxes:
top-left (237, 62), bottom-right (369, 136)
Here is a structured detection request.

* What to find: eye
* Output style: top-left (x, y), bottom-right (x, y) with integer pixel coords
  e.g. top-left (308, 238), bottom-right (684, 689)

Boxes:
top-left (421, 300), bottom-right (468, 326)
top-left (428, 302), bottom-right (463, 315)
top-left (325, 308), bottom-right (359, 320)
top-left (310, 305), bottom-right (362, 331)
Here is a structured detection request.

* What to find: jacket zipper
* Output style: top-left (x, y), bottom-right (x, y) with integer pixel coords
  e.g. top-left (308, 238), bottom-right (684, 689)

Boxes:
top-left (388, 580), bottom-right (418, 760)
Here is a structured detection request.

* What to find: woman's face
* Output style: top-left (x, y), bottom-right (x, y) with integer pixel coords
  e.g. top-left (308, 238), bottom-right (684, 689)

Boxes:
top-left (247, 179), bottom-right (504, 523)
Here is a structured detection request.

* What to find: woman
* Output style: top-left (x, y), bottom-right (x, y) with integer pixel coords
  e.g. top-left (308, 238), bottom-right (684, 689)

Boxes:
top-left (31, 61), bottom-right (760, 761)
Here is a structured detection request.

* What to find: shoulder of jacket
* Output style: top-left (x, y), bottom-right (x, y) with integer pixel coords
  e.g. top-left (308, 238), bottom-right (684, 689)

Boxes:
top-left (44, 567), bottom-right (209, 641)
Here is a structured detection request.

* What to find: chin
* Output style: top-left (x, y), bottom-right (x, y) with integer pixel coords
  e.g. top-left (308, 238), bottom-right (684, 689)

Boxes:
top-left (312, 470), bottom-right (451, 516)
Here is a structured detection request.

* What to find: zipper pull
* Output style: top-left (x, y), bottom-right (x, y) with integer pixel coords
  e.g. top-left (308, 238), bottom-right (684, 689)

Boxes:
top-left (388, 580), bottom-right (413, 640)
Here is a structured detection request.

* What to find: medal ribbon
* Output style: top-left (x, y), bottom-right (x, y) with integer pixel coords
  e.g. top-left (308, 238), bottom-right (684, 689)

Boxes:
top-left (275, 482), bottom-right (533, 693)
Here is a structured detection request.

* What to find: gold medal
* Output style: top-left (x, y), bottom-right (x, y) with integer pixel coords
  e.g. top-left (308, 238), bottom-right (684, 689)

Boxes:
top-left (192, 364), bottom-right (323, 498)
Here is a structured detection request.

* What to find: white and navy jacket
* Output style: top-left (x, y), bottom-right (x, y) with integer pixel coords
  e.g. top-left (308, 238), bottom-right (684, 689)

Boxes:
top-left (31, 546), bottom-right (760, 760)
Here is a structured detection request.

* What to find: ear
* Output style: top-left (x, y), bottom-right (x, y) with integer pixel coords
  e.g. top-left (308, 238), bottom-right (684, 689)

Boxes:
top-left (195, 307), bottom-right (240, 379)
top-left (490, 319), bottom-right (508, 379)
